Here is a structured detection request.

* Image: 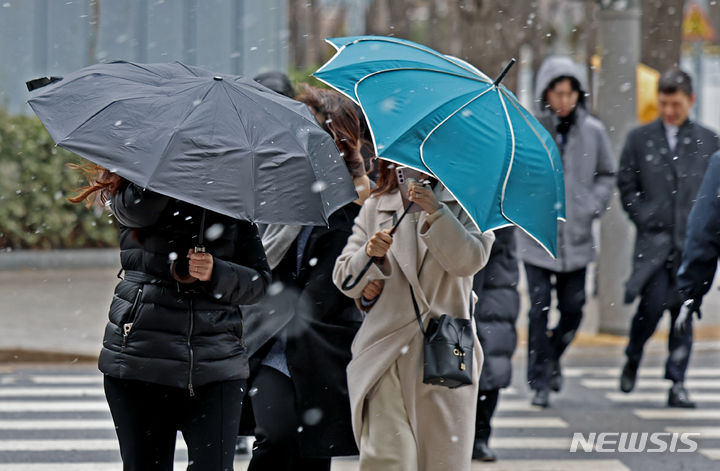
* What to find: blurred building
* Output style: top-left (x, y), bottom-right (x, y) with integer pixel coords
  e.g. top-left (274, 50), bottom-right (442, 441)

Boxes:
top-left (0, 0), bottom-right (288, 115)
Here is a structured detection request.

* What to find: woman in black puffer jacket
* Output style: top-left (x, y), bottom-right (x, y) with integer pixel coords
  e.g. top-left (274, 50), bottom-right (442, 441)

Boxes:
top-left (471, 227), bottom-right (520, 462)
top-left (70, 169), bottom-right (271, 471)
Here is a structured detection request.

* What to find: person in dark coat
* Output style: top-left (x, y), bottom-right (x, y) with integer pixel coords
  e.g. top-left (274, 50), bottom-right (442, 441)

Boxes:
top-left (68, 166), bottom-right (271, 470)
top-left (674, 152), bottom-right (720, 370)
top-left (617, 68), bottom-right (719, 408)
top-left (471, 227), bottom-right (520, 462)
top-left (253, 71), bottom-right (296, 98)
top-left (516, 56), bottom-right (616, 408)
top-left (239, 86), bottom-right (371, 470)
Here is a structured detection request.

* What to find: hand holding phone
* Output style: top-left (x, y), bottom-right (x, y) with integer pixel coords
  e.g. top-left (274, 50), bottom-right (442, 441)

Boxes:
top-left (395, 167), bottom-right (425, 213)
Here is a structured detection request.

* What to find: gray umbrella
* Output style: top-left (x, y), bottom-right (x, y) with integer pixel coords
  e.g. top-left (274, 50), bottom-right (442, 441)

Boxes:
top-left (27, 61), bottom-right (357, 226)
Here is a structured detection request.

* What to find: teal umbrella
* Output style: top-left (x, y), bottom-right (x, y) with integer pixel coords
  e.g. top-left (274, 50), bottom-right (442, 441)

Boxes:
top-left (314, 35), bottom-right (565, 260)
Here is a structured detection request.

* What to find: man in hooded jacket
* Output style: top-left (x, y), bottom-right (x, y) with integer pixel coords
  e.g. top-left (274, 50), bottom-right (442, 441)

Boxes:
top-left (516, 56), bottom-right (616, 408)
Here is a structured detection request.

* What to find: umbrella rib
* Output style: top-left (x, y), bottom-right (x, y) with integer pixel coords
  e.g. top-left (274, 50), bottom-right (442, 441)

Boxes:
top-left (495, 90), bottom-right (517, 229)
top-left (496, 90), bottom-right (558, 259)
top-left (120, 61), bottom-right (171, 78)
top-left (37, 77), bottom-right (209, 145)
top-left (218, 83), bottom-right (256, 221)
top-left (221, 79), bottom-right (334, 222)
top-left (416, 87), bottom-right (497, 231)
top-left (173, 61), bottom-right (202, 77)
top-left (354, 68), bottom-right (490, 170)
top-left (142, 82), bottom-right (218, 191)
top-left (499, 89), bottom-right (559, 173)
top-left (320, 36), bottom-right (491, 83)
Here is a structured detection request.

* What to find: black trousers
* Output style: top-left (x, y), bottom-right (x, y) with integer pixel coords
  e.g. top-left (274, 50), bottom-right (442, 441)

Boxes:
top-left (474, 389), bottom-right (499, 442)
top-left (625, 265), bottom-right (693, 383)
top-left (104, 375), bottom-right (245, 471)
top-left (525, 264), bottom-right (586, 390)
top-left (247, 366), bottom-right (331, 471)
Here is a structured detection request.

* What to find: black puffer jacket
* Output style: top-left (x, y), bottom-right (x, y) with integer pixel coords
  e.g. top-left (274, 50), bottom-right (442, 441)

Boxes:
top-left (473, 227), bottom-right (520, 391)
top-left (98, 182), bottom-right (271, 392)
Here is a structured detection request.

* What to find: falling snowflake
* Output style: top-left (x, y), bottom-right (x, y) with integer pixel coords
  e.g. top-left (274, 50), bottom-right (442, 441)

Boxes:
top-left (205, 223), bottom-right (224, 241)
top-left (302, 408), bottom-right (324, 426)
top-left (268, 281), bottom-right (284, 296)
top-left (311, 181), bottom-right (328, 193)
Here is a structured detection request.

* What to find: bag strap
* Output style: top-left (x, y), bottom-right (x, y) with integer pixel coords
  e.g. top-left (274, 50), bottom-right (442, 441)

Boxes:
top-left (409, 284), bottom-right (427, 337)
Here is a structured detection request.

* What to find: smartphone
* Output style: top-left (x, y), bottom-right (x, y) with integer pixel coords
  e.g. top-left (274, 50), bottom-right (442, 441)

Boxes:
top-left (395, 166), bottom-right (425, 213)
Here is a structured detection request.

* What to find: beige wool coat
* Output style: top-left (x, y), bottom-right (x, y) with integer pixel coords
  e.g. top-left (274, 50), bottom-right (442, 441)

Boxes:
top-left (333, 187), bottom-right (495, 470)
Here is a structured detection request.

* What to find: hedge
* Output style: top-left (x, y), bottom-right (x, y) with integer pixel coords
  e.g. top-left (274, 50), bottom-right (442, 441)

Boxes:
top-left (0, 111), bottom-right (118, 249)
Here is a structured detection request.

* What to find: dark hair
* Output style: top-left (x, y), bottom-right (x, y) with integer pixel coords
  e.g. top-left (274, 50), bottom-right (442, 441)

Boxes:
top-left (658, 68), bottom-right (693, 96)
top-left (296, 85), bottom-right (371, 178)
top-left (67, 163), bottom-right (125, 207)
top-left (253, 71), bottom-right (296, 98)
top-left (544, 75), bottom-right (585, 107)
top-left (370, 159), bottom-right (399, 197)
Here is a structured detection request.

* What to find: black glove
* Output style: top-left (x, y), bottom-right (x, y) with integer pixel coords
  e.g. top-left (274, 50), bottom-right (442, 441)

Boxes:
top-left (674, 299), bottom-right (702, 337)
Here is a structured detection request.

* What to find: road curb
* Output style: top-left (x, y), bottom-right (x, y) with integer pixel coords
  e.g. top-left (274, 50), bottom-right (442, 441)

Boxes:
top-left (0, 249), bottom-right (119, 271)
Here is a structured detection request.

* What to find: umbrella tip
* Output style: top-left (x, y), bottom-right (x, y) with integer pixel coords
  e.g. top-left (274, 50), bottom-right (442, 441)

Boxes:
top-left (213, 76), bottom-right (223, 81)
top-left (493, 59), bottom-right (516, 87)
top-left (26, 76), bottom-right (63, 92)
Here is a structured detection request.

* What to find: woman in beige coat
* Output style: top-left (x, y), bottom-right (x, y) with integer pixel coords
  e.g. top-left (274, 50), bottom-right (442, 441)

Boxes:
top-left (333, 161), bottom-right (495, 470)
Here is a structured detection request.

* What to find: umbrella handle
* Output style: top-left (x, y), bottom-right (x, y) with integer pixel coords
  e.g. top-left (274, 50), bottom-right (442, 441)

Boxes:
top-left (340, 201), bottom-right (419, 292)
top-left (341, 258), bottom-right (377, 291)
top-left (169, 246), bottom-right (205, 284)
top-left (170, 260), bottom-right (198, 284)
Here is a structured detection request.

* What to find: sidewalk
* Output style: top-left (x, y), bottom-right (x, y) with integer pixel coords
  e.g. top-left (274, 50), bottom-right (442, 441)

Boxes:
top-left (1, 249), bottom-right (719, 361)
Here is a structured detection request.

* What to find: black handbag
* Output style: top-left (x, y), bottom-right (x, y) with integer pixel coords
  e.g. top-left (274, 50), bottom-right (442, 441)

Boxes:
top-left (409, 285), bottom-right (474, 388)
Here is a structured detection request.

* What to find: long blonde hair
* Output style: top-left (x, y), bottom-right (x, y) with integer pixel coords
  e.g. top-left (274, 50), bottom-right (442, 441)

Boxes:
top-left (67, 162), bottom-right (125, 207)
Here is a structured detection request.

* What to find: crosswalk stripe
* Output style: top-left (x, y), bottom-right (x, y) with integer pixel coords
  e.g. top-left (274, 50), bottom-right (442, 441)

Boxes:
top-left (466, 460), bottom-right (630, 471)
top-left (701, 449), bottom-right (720, 460)
top-left (495, 400), bottom-right (537, 412)
top-left (489, 437), bottom-right (571, 449)
top-left (606, 392), bottom-right (720, 403)
top-left (0, 461), bottom-right (633, 471)
top-left (634, 408), bottom-right (720, 420)
top-left (563, 367), bottom-right (720, 378)
top-left (492, 417), bottom-right (568, 428)
top-left (0, 419), bottom-right (113, 430)
top-left (665, 426), bottom-right (720, 438)
top-left (0, 401), bottom-right (109, 412)
top-left (0, 439), bottom-right (130, 451)
top-left (0, 387), bottom-right (104, 397)
top-left (28, 376), bottom-right (103, 384)
top-left (0, 465), bottom-right (232, 471)
top-left (581, 378), bottom-right (720, 390)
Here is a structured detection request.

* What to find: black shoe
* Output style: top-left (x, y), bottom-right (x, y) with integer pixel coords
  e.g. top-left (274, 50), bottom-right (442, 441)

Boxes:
top-left (550, 358), bottom-right (563, 392)
top-left (531, 388), bottom-right (550, 408)
top-left (668, 383), bottom-right (696, 408)
top-left (235, 436), bottom-right (250, 455)
top-left (620, 359), bottom-right (639, 393)
top-left (472, 439), bottom-right (497, 462)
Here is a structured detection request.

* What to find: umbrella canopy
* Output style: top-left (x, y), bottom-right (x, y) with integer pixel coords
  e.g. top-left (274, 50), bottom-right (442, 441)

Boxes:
top-left (28, 61), bottom-right (357, 226)
top-left (314, 36), bottom-right (565, 257)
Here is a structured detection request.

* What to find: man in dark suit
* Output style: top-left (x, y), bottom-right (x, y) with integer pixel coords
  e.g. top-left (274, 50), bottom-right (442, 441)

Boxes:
top-left (617, 68), bottom-right (719, 408)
